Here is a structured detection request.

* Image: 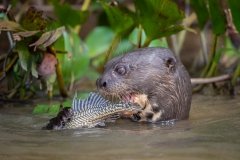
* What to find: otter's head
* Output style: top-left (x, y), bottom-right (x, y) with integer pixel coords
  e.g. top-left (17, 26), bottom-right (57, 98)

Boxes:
top-left (96, 47), bottom-right (192, 121)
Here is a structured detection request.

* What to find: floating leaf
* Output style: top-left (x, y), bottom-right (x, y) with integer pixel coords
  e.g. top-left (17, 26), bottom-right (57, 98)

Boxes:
top-left (0, 19), bottom-right (25, 32)
top-left (29, 26), bottom-right (65, 50)
top-left (189, 0), bottom-right (209, 30)
top-left (48, 105), bottom-right (60, 116)
top-left (101, 1), bottom-right (135, 36)
top-left (208, 0), bottom-right (226, 35)
top-left (13, 30), bottom-right (40, 37)
top-left (228, 0), bottom-right (240, 34)
top-left (22, 6), bottom-right (47, 31)
top-left (33, 105), bottom-right (49, 114)
top-left (134, 0), bottom-right (185, 41)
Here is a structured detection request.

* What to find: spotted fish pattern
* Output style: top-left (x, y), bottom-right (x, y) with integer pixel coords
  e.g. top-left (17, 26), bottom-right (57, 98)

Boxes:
top-left (43, 92), bottom-right (139, 130)
top-left (64, 92), bottom-right (138, 129)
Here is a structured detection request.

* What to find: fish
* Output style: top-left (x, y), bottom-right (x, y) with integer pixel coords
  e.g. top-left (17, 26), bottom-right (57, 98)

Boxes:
top-left (43, 92), bottom-right (140, 130)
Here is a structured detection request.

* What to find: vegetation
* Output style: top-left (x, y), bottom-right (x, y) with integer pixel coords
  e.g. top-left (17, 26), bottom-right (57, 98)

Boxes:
top-left (0, 0), bottom-right (239, 111)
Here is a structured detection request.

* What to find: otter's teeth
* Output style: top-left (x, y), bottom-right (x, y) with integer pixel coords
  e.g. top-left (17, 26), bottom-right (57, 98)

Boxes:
top-left (122, 94), bottom-right (134, 103)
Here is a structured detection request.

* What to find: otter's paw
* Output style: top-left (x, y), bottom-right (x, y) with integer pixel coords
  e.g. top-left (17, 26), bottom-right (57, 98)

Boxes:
top-left (130, 111), bottom-right (142, 121)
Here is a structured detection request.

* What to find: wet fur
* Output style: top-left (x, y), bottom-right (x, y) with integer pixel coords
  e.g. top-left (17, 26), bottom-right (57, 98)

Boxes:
top-left (97, 47), bottom-right (192, 122)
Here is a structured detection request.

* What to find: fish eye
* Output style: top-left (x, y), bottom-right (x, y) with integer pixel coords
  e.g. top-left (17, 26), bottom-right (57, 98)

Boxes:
top-left (115, 66), bottom-right (126, 75)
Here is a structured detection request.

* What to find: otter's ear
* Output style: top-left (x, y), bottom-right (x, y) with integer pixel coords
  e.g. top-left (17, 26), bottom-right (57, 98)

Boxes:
top-left (162, 57), bottom-right (176, 70)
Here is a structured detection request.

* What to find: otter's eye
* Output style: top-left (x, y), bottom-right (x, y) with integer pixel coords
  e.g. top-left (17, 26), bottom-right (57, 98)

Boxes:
top-left (115, 66), bottom-right (126, 75)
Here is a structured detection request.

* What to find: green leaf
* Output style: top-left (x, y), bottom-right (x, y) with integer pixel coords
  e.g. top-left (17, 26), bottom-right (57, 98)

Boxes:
top-left (228, 0), bottom-right (240, 34)
top-left (22, 6), bottom-right (47, 31)
top-left (85, 26), bottom-right (114, 57)
top-left (33, 105), bottom-right (49, 114)
top-left (149, 38), bottom-right (169, 48)
top-left (16, 41), bottom-right (30, 71)
top-left (50, 0), bottom-right (89, 27)
top-left (134, 0), bottom-right (185, 41)
top-left (58, 29), bottom-right (90, 85)
top-left (48, 105), bottom-right (60, 116)
top-left (31, 61), bottom-right (38, 78)
top-left (101, 2), bottom-right (135, 36)
top-left (207, 0), bottom-right (226, 35)
top-left (129, 27), bottom-right (168, 48)
top-left (189, 0), bottom-right (209, 30)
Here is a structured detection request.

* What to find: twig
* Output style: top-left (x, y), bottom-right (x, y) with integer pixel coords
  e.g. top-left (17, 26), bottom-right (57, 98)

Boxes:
top-left (48, 46), bottom-right (68, 98)
top-left (191, 74), bottom-right (232, 84)
top-left (137, 24), bottom-right (142, 48)
top-left (0, 54), bottom-right (18, 81)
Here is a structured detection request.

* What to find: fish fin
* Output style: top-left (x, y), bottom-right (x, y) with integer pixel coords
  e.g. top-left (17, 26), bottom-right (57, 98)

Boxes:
top-left (105, 113), bottom-right (122, 122)
top-left (72, 92), bottom-right (109, 112)
top-left (97, 122), bottom-right (106, 127)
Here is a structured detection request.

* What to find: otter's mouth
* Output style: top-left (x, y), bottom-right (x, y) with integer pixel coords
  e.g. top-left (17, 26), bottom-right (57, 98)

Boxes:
top-left (121, 93), bottom-right (135, 103)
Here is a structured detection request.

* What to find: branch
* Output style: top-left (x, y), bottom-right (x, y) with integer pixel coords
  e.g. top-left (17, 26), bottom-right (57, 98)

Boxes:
top-left (191, 74), bottom-right (232, 84)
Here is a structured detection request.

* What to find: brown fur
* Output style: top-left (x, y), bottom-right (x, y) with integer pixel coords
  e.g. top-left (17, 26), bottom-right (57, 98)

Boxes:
top-left (96, 47), bottom-right (192, 122)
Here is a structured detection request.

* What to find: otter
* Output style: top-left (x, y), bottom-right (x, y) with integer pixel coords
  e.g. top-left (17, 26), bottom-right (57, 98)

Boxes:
top-left (96, 47), bottom-right (192, 122)
top-left (44, 47), bottom-right (192, 129)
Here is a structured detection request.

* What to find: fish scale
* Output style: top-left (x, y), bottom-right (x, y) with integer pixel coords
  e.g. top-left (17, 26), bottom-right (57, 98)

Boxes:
top-left (64, 92), bottom-right (138, 129)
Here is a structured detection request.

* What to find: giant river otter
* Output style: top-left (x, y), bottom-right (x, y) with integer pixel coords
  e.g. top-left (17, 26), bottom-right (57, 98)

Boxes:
top-left (96, 47), bottom-right (192, 122)
top-left (44, 47), bottom-right (192, 129)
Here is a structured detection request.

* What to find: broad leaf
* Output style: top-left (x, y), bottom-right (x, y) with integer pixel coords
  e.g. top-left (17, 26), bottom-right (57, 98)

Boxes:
top-left (22, 6), bottom-right (47, 31)
top-left (208, 0), bottom-right (226, 35)
top-left (85, 26), bottom-right (114, 57)
top-left (101, 2), bottom-right (135, 36)
top-left (50, 0), bottom-right (89, 27)
top-left (129, 28), bottom-right (168, 48)
top-left (189, 0), bottom-right (209, 30)
top-left (58, 29), bottom-right (90, 85)
top-left (134, 0), bottom-right (185, 41)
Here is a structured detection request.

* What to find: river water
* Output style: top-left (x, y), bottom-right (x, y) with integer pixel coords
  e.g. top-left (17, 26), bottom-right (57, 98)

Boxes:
top-left (0, 94), bottom-right (239, 160)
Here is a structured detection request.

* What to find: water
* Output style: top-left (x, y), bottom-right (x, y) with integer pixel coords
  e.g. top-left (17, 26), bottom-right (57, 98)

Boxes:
top-left (0, 95), bottom-right (240, 160)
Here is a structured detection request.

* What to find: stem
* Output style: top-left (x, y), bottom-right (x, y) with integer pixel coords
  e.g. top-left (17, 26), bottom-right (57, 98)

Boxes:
top-left (142, 38), bottom-right (151, 48)
top-left (137, 24), bottom-right (142, 48)
top-left (55, 50), bottom-right (68, 54)
top-left (104, 34), bottom-right (120, 65)
top-left (0, 54), bottom-right (18, 79)
top-left (200, 31), bottom-right (208, 63)
top-left (193, 35), bottom-right (219, 93)
top-left (74, 0), bottom-right (91, 34)
top-left (200, 35), bottom-right (218, 78)
top-left (81, 0), bottom-right (91, 11)
top-left (49, 46), bottom-right (68, 98)
top-left (231, 62), bottom-right (240, 86)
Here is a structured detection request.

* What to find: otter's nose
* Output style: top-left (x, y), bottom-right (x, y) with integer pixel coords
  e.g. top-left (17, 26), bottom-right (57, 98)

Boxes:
top-left (97, 78), bottom-right (107, 89)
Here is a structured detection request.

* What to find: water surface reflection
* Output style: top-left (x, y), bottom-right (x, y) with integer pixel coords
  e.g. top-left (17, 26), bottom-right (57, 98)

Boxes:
top-left (0, 95), bottom-right (239, 160)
